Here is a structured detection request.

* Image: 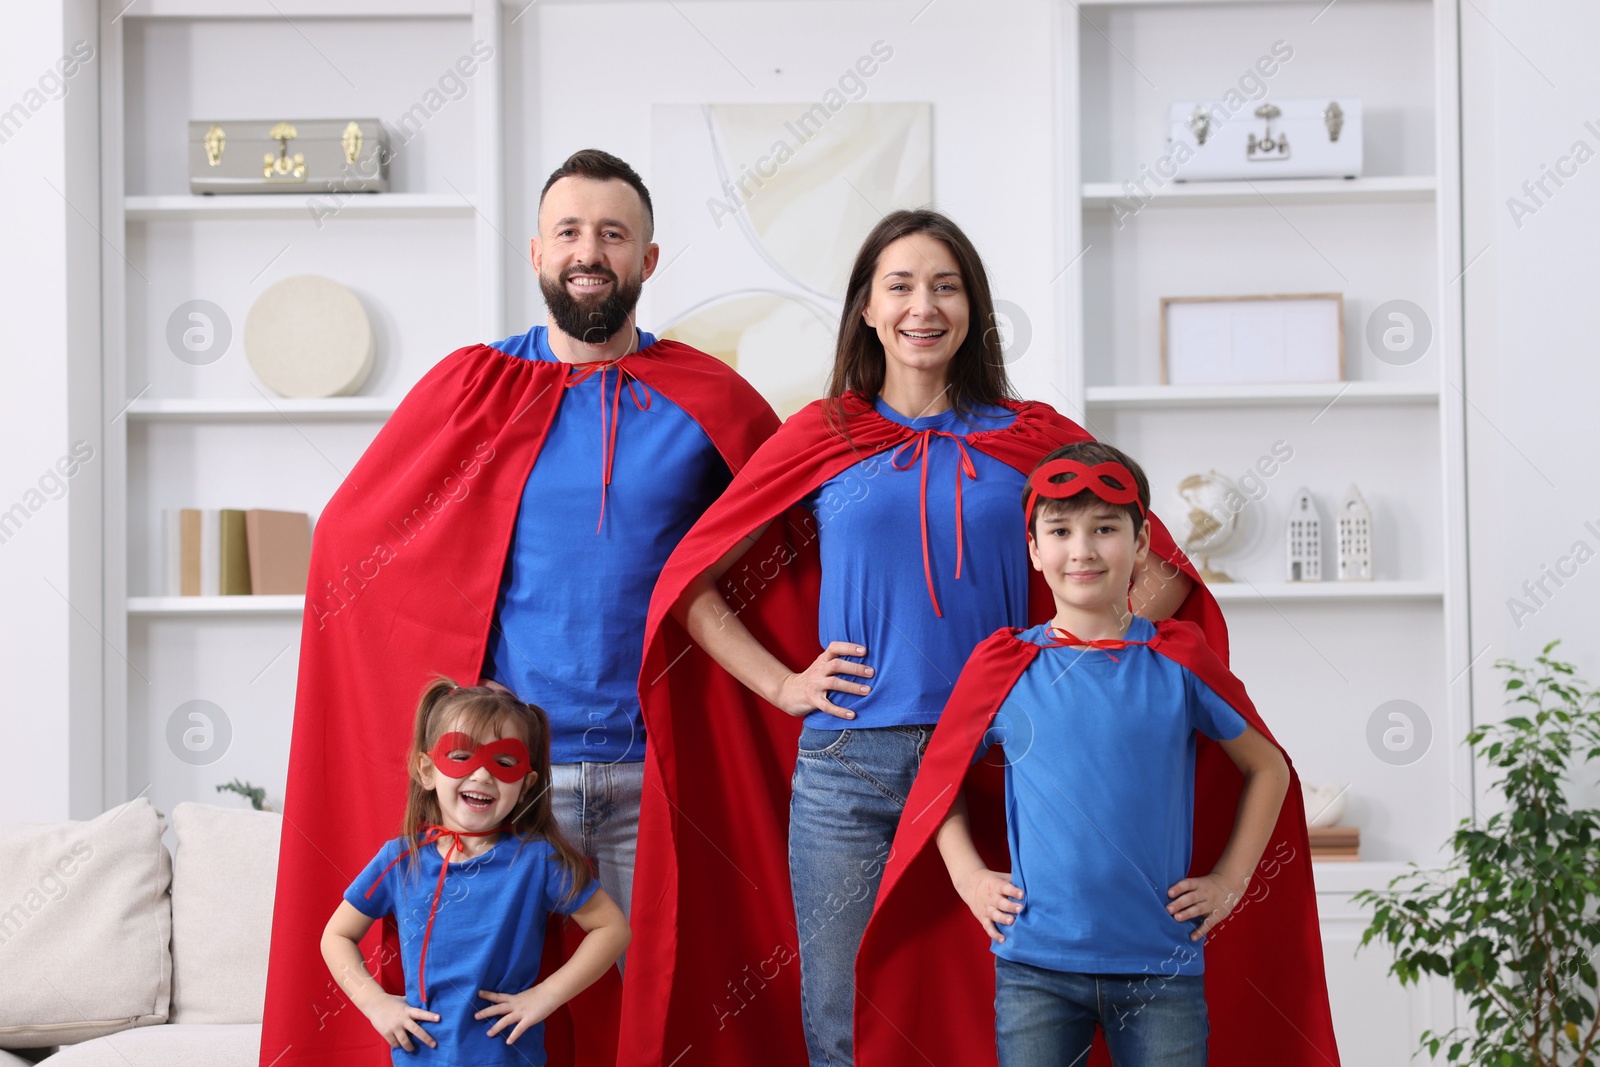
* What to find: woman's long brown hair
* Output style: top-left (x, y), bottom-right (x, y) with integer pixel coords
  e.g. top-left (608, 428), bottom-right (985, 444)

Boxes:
top-left (824, 209), bottom-right (1017, 439)
top-left (400, 678), bottom-right (591, 905)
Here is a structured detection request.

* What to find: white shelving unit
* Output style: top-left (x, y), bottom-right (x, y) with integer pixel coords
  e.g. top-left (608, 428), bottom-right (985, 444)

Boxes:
top-left (98, 0), bottom-right (505, 812)
top-left (1062, 0), bottom-right (1466, 1059)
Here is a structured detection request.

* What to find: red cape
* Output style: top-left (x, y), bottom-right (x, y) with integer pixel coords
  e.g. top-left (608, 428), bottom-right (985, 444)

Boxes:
top-left (619, 394), bottom-right (1225, 1065)
top-left (258, 340), bottom-right (778, 1067)
top-left (856, 623), bottom-right (1341, 1066)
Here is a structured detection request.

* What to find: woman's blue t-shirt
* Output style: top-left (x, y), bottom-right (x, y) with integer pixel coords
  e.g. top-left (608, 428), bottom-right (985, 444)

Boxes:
top-left (801, 398), bottom-right (1027, 731)
top-left (978, 618), bottom-right (1249, 976)
top-left (482, 327), bottom-right (733, 763)
top-left (345, 834), bottom-right (598, 1067)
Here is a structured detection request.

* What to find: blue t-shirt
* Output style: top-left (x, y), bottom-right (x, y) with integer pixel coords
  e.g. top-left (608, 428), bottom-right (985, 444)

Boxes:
top-left (978, 618), bottom-right (1249, 977)
top-left (802, 399), bottom-right (1026, 731)
top-left (483, 327), bottom-right (732, 763)
top-left (344, 834), bottom-right (598, 1067)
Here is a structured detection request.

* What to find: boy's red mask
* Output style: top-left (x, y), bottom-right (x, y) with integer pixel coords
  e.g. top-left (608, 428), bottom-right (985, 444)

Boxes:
top-left (1024, 459), bottom-right (1146, 521)
top-left (426, 732), bottom-right (531, 783)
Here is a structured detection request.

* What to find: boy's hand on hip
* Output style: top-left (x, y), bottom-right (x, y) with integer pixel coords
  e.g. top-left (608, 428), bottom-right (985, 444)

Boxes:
top-left (476, 985), bottom-right (557, 1045)
top-left (1167, 873), bottom-right (1244, 941)
top-left (360, 993), bottom-right (438, 1052)
top-left (956, 868), bottom-right (1024, 943)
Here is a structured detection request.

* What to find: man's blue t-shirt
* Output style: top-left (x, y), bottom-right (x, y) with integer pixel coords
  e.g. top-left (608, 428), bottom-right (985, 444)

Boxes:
top-left (802, 398), bottom-right (1027, 732)
top-left (482, 327), bottom-right (732, 763)
top-left (978, 618), bottom-right (1248, 976)
top-left (344, 835), bottom-right (598, 1067)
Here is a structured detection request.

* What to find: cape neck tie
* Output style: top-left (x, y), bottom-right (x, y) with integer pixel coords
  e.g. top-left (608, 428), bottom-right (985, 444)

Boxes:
top-left (363, 824), bottom-right (507, 1005)
top-left (564, 357), bottom-right (651, 532)
top-left (1041, 624), bottom-right (1148, 663)
top-left (889, 428), bottom-right (978, 619)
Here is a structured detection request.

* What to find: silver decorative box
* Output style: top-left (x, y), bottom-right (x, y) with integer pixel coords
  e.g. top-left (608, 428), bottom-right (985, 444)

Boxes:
top-left (188, 119), bottom-right (390, 195)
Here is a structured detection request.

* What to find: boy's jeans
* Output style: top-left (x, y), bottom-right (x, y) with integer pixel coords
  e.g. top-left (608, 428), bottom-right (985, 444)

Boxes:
top-left (548, 760), bottom-right (643, 968)
top-left (995, 957), bottom-right (1209, 1067)
top-left (788, 724), bottom-right (933, 1067)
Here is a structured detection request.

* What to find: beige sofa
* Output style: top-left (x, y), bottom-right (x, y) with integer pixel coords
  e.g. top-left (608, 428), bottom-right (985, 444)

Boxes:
top-left (0, 799), bottom-right (280, 1066)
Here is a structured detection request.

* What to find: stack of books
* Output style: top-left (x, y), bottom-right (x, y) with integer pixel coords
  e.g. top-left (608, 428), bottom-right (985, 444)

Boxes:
top-left (1307, 825), bottom-right (1360, 862)
top-left (164, 509), bottom-right (312, 596)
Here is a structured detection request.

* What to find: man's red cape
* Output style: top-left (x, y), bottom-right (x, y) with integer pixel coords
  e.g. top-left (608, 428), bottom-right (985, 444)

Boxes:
top-left (258, 340), bottom-right (778, 1067)
top-left (856, 624), bottom-right (1341, 1066)
top-left (619, 393), bottom-right (1225, 1065)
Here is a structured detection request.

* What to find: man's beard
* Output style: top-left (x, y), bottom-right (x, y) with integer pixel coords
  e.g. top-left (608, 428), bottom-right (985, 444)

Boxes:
top-left (539, 262), bottom-right (643, 345)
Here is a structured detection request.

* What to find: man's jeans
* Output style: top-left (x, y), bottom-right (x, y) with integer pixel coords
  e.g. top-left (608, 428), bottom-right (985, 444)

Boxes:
top-left (548, 760), bottom-right (644, 969)
top-left (995, 957), bottom-right (1209, 1067)
top-left (788, 724), bottom-right (933, 1067)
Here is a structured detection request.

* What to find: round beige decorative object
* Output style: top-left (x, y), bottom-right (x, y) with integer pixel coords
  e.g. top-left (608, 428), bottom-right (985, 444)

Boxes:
top-left (244, 275), bottom-right (374, 398)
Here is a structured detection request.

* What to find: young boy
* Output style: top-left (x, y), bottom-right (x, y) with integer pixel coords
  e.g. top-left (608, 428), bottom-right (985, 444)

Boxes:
top-left (934, 440), bottom-right (1292, 1067)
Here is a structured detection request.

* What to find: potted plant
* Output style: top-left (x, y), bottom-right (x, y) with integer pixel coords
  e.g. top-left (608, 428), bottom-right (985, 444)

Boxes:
top-left (1356, 641), bottom-right (1600, 1066)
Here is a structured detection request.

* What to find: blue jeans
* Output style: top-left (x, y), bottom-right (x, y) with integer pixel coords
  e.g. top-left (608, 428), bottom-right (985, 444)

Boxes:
top-left (548, 760), bottom-right (643, 969)
top-left (995, 957), bottom-right (1209, 1067)
top-left (789, 724), bottom-right (933, 1067)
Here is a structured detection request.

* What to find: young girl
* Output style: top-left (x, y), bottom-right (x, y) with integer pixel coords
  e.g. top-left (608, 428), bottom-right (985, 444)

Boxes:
top-left (321, 679), bottom-right (629, 1063)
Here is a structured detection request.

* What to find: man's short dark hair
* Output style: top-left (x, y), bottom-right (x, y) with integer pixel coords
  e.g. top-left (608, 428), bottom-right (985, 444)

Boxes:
top-left (1025, 440), bottom-right (1151, 539)
top-left (539, 149), bottom-right (655, 239)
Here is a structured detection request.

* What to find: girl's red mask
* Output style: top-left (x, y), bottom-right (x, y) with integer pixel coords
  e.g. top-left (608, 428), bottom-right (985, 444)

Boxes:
top-left (425, 732), bottom-right (531, 783)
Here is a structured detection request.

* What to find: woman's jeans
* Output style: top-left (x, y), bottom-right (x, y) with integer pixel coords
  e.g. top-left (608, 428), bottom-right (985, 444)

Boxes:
top-left (995, 956), bottom-right (1209, 1067)
top-left (789, 724), bottom-right (932, 1067)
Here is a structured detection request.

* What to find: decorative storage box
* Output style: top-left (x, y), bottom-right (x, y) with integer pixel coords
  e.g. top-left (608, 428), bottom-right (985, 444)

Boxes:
top-left (188, 119), bottom-right (389, 194)
top-left (1167, 98), bottom-right (1363, 181)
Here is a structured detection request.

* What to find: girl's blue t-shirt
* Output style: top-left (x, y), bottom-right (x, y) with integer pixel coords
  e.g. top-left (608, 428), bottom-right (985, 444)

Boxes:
top-left (801, 398), bottom-right (1027, 731)
top-left (482, 327), bottom-right (733, 764)
top-left (977, 618), bottom-right (1249, 976)
top-left (345, 834), bottom-right (598, 1067)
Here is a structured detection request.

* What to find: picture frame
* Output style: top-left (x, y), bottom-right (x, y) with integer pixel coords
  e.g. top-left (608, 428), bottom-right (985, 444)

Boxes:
top-left (1160, 293), bottom-right (1344, 386)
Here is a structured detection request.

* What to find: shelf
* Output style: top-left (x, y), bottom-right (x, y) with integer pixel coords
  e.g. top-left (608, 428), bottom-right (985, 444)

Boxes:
top-left (125, 194), bottom-right (475, 222)
top-left (129, 596), bottom-right (306, 617)
top-left (1085, 382), bottom-right (1439, 409)
top-left (1310, 861), bottom-right (1411, 895)
top-left (1081, 176), bottom-right (1436, 209)
top-left (125, 397), bottom-right (397, 421)
top-left (128, 1), bottom-right (471, 19)
top-left (1208, 581), bottom-right (1443, 602)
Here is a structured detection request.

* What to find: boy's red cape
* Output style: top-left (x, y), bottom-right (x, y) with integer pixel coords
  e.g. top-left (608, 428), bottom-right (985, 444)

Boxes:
top-left (257, 340), bottom-right (778, 1067)
top-left (618, 393), bottom-right (1227, 1066)
top-left (856, 624), bottom-right (1342, 1066)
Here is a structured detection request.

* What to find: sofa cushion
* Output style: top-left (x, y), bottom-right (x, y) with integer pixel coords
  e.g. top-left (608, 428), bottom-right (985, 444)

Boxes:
top-left (0, 798), bottom-right (171, 1048)
top-left (169, 803), bottom-right (281, 1024)
top-left (36, 1024), bottom-right (261, 1067)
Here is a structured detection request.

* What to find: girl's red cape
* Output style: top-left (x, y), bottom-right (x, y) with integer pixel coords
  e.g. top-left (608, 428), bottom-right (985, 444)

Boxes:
top-left (855, 624), bottom-right (1341, 1066)
top-left (619, 394), bottom-right (1235, 1065)
top-left (258, 341), bottom-right (778, 1067)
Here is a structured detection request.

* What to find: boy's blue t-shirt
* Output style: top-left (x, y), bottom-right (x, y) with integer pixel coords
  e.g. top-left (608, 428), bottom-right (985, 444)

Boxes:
top-left (801, 398), bottom-right (1027, 731)
top-left (978, 618), bottom-right (1249, 976)
top-left (345, 834), bottom-right (598, 1067)
top-left (483, 327), bottom-right (733, 763)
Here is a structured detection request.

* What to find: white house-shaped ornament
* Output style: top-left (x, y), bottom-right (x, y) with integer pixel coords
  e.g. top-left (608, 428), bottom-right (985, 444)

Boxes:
top-left (1338, 484), bottom-right (1374, 581)
top-left (1286, 488), bottom-right (1322, 581)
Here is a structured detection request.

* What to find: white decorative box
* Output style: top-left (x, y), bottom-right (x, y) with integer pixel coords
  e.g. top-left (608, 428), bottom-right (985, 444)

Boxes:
top-left (1166, 98), bottom-right (1363, 181)
top-left (188, 118), bottom-right (389, 195)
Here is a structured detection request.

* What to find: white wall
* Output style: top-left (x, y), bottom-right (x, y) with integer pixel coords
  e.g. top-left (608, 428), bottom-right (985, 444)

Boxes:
top-left (1461, 1), bottom-right (1600, 807)
top-left (0, 0), bottom-right (102, 822)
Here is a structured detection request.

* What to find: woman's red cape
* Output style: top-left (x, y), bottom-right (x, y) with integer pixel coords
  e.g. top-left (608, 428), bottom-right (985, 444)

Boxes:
top-left (619, 394), bottom-right (1226, 1065)
top-left (855, 624), bottom-right (1342, 1066)
top-left (258, 341), bottom-right (779, 1067)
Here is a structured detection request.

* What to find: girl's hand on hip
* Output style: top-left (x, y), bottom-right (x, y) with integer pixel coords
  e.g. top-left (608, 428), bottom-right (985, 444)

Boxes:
top-left (1167, 873), bottom-right (1245, 940)
top-left (476, 985), bottom-right (557, 1045)
top-left (956, 867), bottom-right (1024, 943)
top-left (775, 641), bottom-right (873, 718)
top-left (360, 993), bottom-right (438, 1052)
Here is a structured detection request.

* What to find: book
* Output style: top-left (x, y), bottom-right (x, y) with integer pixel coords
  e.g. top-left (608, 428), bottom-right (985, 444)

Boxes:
top-left (219, 509), bottom-right (253, 595)
top-left (245, 509), bottom-right (312, 595)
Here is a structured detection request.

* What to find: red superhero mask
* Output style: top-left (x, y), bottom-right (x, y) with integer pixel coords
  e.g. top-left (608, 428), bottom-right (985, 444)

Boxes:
top-left (426, 732), bottom-right (531, 783)
top-left (1024, 458), bottom-right (1146, 522)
